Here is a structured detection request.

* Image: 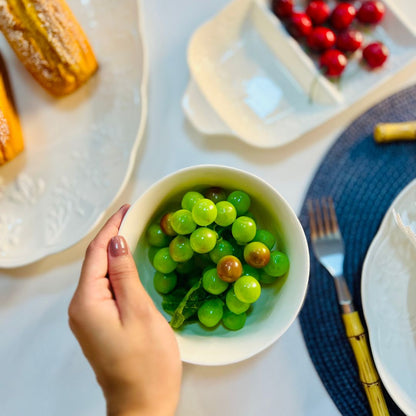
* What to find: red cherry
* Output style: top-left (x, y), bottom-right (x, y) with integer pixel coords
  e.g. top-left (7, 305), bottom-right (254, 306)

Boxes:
top-left (357, 1), bottom-right (385, 24)
top-left (271, 0), bottom-right (294, 19)
top-left (362, 41), bottom-right (389, 68)
top-left (287, 12), bottom-right (312, 39)
top-left (336, 29), bottom-right (363, 52)
top-left (306, 1), bottom-right (330, 25)
top-left (330, 3), bottom-right (356, 30)
top-left (319, 49), bottom-right (348, 77)
top-left (307, 27), bottom-right (336, 52)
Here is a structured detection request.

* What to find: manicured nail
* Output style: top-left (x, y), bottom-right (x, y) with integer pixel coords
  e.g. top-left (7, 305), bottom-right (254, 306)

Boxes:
top-left (109, 235), bottom-right (129, 257)
top-left (119, 204), bottom-right (130, 213)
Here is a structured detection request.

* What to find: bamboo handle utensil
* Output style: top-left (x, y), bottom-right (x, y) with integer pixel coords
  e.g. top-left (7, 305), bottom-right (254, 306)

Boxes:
top-left (342, 312), bottom-right (389, 415)
top-left (308, 198), bottom-right (390, 416)
top-left (374, 121), bottom-right (416, 143)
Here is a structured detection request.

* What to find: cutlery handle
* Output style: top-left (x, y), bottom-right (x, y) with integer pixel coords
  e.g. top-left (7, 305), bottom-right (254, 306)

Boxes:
top-left (374, 121), bottom-right (416, 143)
top-left (342, 312), bottom-right (390, 416)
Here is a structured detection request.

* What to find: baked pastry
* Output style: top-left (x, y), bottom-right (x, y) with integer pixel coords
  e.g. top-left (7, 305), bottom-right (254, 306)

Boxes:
top-left (0, 0), bottom-right (98, 96)
top-left (0, 53), bottom-right (23, 165)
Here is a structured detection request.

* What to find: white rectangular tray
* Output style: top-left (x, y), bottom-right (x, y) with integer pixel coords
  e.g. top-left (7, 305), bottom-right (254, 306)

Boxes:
top-left (183, 0), bottom-right (416, 148)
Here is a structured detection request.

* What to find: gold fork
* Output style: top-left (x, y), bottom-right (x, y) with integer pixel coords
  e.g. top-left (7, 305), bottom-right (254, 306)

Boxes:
top-left (307, 197), bottom-right (389, 416)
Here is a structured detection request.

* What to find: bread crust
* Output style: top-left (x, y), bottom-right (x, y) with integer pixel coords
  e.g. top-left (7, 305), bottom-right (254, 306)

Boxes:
top-left (0, 52), bottom-right (23, 165)
top-left (0, 0), bottom-right (98, 96)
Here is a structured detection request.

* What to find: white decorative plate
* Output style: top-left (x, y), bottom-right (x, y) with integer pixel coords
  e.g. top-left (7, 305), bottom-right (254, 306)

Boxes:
top-left (362, 179), bottom-right (416, 416)
top-left (0, 0), bottom-right (147, 268)
top-left (183, 0), bottom-right (416, 148)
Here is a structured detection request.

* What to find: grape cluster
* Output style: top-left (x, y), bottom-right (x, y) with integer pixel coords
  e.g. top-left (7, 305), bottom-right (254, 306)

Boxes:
top-left (145, 187), bottom-right (290, 331)
top-left (271, 0), bottom-right (389, 78)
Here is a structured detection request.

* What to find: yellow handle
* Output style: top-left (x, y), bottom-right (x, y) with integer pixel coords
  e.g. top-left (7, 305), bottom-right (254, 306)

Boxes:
top-left (374, 121), bottom-right (416, 143)
top-left (342, 312), bottom-right (390, 416)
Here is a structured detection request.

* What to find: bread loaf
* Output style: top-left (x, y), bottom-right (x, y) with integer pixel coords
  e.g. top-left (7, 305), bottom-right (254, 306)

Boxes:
top-left (0, 52), bottom-right (24, 165)
top-left (0, 0), bottom-right (98, 96)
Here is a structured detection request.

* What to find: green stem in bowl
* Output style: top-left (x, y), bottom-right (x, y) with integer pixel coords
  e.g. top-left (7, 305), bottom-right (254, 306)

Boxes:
top-left (169, 278), bottom-right (210, 329)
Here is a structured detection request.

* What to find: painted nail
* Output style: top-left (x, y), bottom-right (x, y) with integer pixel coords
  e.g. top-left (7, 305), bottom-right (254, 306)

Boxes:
top-left (109, 235), bottom-right (129, 257)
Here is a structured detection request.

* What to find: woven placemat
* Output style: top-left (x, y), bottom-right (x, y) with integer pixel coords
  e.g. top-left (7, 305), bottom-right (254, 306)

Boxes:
top-left (299, 84), bottom-right (416, 416)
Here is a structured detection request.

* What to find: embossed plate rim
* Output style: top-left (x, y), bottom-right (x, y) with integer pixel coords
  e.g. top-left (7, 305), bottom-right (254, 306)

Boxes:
top-left (362, 178), bottom-right (416, 416)
top-left (0, 0), bottom-right (148, 268)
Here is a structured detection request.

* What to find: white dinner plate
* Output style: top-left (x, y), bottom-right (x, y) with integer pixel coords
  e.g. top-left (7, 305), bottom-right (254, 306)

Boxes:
top-left (183, 0), bottom-right (416, 148)
top-left (362, 179), bottom-right (416, 416)
top-left (0, 0), bottom-right (147, 268)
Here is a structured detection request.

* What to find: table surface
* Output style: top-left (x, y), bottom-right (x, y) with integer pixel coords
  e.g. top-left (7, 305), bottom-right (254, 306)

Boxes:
top-left (0, 1), bottom-right (415, 415)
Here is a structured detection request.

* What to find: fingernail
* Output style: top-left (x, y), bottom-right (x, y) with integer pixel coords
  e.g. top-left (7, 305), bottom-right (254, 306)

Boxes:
top-left (109, 235), bottom-right (129, 257)
top-left (119, 204), bottom-right (130, 213)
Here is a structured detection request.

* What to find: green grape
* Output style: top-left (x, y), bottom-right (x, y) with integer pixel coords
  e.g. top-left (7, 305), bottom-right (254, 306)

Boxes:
top-left (187, 274), bottom-right (200, 288)
top-left (153, 271), bottom-right (177, 294)
top-left (227, 190), bottom-right (251, 216)
top-left (181, 191), bottom-right (204, 211)
top-left (243, 241), bottom-right (270, 268)
top-left (243, 211), bottom-right (255, 219)
top-left (148, 246), bottom-right (159, 263)
top-left (190, 227), bottom-right (217, 254)
top-left (264, 250), bottom-right (290, 277)
top-left (217, 255), bottom-right (242, 283)
top-left (160, 212), bottom-right (177, 236)
top-left (175, 258), bottom-right (195, 275)
top-left (146, 223), bottom-right (171, 247)
top-left (225, 287), bottom-right (250, 314)
top-left (241, 264), bottom-right (261, 280)
top-left (204, 187), bottom-right (227, 203)
top-left (194, 252), bottom-right (214, 270)
top-left (197, 298), bottom-right (224, 327)
top-left (192, 198), bottom-right (217, 226)
top-left (222, 308), bottom-right (247, 331)
top-left (169, 235), bottom-right (193, 262)
top-left (171, 209), bottom-right (196, 235)
top-left (234, 275), bottom-right (261, 303)
top-left (152, 247), bottom-right (177, 274)
top-left (209, 239), bottom-right (234, 264)
top-left (258, 271), bottom-right (278, 285)
top-left (202, 268), bottom-right (229, 295)
top-left (253, 229), bottom-right (276, 250)
top-left (215, 201), bottom-right (237, 227)
top-left (230, 240), bottom-right (244, 260)
top-left (231, 216), bottom-right (257, 244)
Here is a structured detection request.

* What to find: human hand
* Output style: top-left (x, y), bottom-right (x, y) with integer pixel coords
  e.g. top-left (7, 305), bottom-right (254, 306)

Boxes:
top-left (69, 205), bottom-right (182, 416)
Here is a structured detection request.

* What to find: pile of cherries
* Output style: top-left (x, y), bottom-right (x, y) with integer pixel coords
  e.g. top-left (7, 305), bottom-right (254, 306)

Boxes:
top-left (271, 0), bottom-right (389, 78)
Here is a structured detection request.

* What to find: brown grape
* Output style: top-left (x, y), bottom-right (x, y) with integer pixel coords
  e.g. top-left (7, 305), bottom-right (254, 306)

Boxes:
top-left (243, 242), bottom-right (270, 268)
top-left (217, 255), bottom-right (243, 283)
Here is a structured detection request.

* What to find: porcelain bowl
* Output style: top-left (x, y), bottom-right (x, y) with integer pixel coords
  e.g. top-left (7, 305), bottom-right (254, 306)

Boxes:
top-left (119, 165), bottom-right (309, 365)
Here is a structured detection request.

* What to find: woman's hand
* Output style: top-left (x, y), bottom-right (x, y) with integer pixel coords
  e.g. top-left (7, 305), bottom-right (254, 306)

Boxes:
top-left (68, 205), bottom-right (182, 416)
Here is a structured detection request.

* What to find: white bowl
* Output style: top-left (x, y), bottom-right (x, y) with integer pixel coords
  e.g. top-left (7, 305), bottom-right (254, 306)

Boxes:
top-left (119, 165), bottom-right (309, 366)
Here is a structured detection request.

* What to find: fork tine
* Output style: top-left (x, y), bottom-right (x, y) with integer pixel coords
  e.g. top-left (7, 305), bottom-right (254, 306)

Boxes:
top-left (314, 199), bottom-right (324, 238)
top-left (321, 197), bottom-right (331, 235)
top-left (307, 199), bottom-right (321, 238)
top-left (307, 199), bottom-right (324, 238)
top-left (328, 197), bottom-right (339, 233)
top-left (308, 198), bottom-right (339, 237)
top-left (307, 200), bottom-right (317, 239)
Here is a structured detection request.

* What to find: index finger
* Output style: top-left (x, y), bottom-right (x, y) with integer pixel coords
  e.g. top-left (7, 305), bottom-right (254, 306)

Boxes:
top-left (78, 204), bottom-right (130, 289)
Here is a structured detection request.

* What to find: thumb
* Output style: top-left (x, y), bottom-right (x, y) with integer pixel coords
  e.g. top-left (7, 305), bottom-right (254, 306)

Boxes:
top-left (107, 235), bottom-right (147, 320)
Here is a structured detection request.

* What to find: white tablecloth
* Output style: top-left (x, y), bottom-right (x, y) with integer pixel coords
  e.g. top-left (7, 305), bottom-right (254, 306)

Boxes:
top-left (1, 1), bottom-right (415, 415)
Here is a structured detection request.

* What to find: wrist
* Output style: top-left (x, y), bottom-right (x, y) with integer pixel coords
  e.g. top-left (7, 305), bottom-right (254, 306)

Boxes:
top-left (104, 384), bottom-right (178, 416)
top-left (107, 401), bottom-right (177, 416)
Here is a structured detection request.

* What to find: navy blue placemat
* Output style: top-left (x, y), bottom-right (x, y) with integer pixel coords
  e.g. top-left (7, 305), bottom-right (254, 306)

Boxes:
top-left (299, 84), bottom-right (416, 416)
